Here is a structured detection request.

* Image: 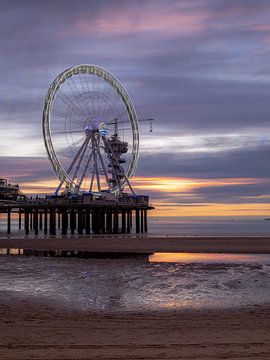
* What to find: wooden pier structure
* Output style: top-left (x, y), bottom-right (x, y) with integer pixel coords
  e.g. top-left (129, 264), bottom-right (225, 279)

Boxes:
top-left (0, 195), bottom-right (153, 236)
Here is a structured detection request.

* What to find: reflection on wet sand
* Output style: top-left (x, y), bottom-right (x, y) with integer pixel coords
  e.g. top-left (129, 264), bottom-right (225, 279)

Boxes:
top-left (150, 252), bottom-right (270, 263)
top-left (0, 255), bottom-right (270, 312)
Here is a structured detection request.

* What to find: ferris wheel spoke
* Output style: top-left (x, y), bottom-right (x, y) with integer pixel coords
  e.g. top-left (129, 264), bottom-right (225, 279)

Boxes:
top-left (102, 99), bottom-right (114, 121)
top-left (67, 136), bottom-right (88, 172)
top-left (83, 73), bottom-right (95, 117)
top-left (69, 116), bottom-right (87, 128)
top-left (89, 168), bottom-right (95, 193)
top-left (58, 91), bottom-right (88, 123)
top-left (96, 77), bottom-right (100, 119)
top-left (98, 86), bottom-right (106, 119)
top-left (53, 129), bottom-right (84, 135)
top-left (92, 73), bottom-right (97, 119)
top-left (65, 81), bottom-right (89, 120)
top-left (54, 135), bottom-right (89, 194)
top-left (69, 135), bottom-right (85, 149)
top-left (71, 76), bottom-right (92, 118)
top-left (79, 73), bottom-right (94, 119)
top-left (64, 105), bottom-right (87, 128)
top-left (52, 109), bottom-right (67, 119)
top-left (101, 91), bottom-right (115, 119)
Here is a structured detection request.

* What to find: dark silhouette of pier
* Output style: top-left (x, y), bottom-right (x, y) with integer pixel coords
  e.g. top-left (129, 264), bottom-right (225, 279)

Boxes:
top-left (0, 195), bottom-right (152, 236)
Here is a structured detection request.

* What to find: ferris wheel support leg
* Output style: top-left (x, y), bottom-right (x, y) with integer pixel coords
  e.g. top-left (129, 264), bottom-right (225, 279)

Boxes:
top-left (72, 135), bottom-right (91, 183)
top-left (125, 178), bottom-right (136, 197)
top-left (55, 136), bottom-right (90, 195)
top-left (55, 181), bottom-right (63, 196)
top-left (89, 171), bottom-right (95, 193)
top-left (77, 146), bottom-right (94, 191)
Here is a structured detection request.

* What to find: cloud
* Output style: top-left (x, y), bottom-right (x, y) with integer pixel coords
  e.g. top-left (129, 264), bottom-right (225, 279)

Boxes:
top-left (137, 144), bottom-right (270, 179)
top-left (1, 1), bottom-right (270, 215)
top-left (72, 2), bottom-right (210, 38)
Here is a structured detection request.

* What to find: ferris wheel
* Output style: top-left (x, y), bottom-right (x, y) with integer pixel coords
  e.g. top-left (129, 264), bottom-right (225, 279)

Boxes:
top-left (42, 64), bottom-right (139, 196)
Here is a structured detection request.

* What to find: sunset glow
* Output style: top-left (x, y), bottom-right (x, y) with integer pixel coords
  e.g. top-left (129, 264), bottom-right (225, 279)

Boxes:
top-left (1, 0), bottom-right (270, 219)
top-left (17, 175), bottom-right (270, 217)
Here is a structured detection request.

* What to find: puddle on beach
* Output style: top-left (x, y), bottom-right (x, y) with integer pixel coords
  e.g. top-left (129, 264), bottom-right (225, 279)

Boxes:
top-left (0, 254), bottom-right (270, 312)
top-left (150, 252), bottom-right (270, 263)
top-left (1, 248), bottom-right (270, 264)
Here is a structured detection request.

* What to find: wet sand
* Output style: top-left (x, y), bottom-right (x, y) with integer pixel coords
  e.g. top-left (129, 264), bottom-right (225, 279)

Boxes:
top-left (0, 294), bottom-right (270, 359)
top-left (1, 237), bottom-right (270, 359)
top-left (0, 235), bottom-right (270, 253)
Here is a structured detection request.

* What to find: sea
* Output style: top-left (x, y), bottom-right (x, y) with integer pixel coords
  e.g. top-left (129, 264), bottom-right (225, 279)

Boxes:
top-left (148, 217), bottom-right (270, 236)
top-left (0, 214), bottom-right (270, 237)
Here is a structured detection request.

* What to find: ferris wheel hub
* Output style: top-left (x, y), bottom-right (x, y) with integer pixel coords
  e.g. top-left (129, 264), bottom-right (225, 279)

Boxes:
top-left (84, 124), bottom-right (93, 135)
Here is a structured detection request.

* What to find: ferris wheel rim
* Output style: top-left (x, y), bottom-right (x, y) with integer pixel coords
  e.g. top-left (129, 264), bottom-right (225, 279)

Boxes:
top-left (42, 64), bottom-right (139, 194)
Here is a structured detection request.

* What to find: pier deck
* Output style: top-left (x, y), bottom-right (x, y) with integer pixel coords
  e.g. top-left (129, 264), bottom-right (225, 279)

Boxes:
top-left (0, 196), bottom-right (153, 236)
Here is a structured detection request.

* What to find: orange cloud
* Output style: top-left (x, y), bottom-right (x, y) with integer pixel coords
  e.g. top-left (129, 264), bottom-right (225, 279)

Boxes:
top-left (132, 176), bottom-right (264, 193)
top-left (152, 202), bottom-right (270, 217)
top-left (18, 176), bottom-right (270, 217)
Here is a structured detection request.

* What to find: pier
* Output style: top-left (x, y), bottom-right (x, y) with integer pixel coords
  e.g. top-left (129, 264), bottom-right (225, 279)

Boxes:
top-left (0, 195), bottom-right (152, 236)
top-left (0, 64), bottom-right (155, 243)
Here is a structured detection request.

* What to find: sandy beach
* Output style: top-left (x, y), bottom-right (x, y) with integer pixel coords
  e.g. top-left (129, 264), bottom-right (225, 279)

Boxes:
top-left (0, 237), bottom-right (270, 359)
top-left (0, 235), bottom-right (270, 254)
top-left (0, 293), bottom-right (269, 360)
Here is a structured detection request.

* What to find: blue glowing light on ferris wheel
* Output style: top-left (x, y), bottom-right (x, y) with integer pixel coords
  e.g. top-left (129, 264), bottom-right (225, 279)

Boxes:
top-left (99, 123), bottom-right (109, 137)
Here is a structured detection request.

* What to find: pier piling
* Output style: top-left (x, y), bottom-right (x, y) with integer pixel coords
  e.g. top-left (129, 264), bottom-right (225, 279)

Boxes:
top-left (136, 209), bottom-right (140, 234)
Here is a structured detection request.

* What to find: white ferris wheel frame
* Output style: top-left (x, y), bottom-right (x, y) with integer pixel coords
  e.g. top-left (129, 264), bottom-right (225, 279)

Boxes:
top-left (42, 64), bottom-right (139, 194)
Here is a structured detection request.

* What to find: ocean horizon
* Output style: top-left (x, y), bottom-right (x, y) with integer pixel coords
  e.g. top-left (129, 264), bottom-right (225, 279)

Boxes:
top-left (0, 214), bottom-right (269, 237)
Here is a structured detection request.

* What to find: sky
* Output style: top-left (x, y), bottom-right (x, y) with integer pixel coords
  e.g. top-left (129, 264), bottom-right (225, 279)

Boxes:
top-left (1, 0), bottom-right (270, 217)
